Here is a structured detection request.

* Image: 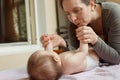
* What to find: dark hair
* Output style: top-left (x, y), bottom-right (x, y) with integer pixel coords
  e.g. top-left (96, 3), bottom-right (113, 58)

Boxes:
top-left (59, 0), bottom-right (90, 9)
top-left (27, 51), bottom-right (63, 80)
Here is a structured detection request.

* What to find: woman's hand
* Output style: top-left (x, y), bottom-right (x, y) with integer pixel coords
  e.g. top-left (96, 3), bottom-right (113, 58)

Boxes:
top-left (76, 26), bottom-right (98, 45)
top-left (40, 34), bottom-right (67, 48)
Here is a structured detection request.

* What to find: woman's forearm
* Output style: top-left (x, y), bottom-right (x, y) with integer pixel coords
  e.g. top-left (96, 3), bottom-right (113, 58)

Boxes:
top-left (93, 37), bottom-right (120, 64)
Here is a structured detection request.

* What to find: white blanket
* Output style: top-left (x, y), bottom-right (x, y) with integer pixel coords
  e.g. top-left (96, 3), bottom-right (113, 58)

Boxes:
top-left (0, 64), bottom-right (120, 80)
top-left (60, 64), bottom-right (120, 80)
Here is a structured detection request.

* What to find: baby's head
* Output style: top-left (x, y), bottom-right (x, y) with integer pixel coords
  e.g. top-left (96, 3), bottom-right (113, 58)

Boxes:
top-left (27, 50), bottom-right (63, 80)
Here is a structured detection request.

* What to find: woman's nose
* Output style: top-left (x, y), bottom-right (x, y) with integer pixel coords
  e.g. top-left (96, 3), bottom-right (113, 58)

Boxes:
top-left (69, 14), bottom-right (77, 23)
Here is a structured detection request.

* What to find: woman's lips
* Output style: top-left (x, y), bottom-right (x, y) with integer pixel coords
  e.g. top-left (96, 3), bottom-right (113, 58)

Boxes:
top-left (76, 22), bottom-right (86, 27)
top-left (76, 23), bottom-right (83, 27)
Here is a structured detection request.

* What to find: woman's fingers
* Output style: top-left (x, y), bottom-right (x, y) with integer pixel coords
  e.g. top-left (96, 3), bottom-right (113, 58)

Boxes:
top-left (80, 38), bottom-right (92, 44)
top-left (76, 26), bottom-right (98, 44)
top-left (76, 27), bottom-right (90, 39)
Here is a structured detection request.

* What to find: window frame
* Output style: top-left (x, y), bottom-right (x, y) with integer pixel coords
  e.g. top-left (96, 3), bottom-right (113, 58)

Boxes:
top-left (0, 0), bottom-right (41, 56)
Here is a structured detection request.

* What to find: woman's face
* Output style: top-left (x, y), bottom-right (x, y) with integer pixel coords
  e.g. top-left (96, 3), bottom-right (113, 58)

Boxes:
top-left (62, 0), bottom-right (93, 27)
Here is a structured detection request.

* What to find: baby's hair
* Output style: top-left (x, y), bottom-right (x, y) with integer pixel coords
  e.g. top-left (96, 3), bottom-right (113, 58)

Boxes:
top-left (27, 50), bottom-right (62, 80)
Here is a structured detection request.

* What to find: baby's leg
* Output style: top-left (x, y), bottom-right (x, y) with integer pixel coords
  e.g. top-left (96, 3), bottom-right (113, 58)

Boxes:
top-left (77, 41), bottom-right (88, 54)
top-left (45, 40), bottom-right (53, 51)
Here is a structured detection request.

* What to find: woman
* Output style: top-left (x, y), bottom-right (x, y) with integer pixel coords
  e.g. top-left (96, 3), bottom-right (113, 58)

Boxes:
top-left (40, 0), bottom-right (120, 65)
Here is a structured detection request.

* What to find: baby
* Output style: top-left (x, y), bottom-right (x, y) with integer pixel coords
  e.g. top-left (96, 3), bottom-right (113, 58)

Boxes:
top-left (27, 40), bottom-right (99, 80)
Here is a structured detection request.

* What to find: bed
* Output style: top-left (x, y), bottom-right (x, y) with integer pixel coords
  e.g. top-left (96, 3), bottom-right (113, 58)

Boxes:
top-left (0, 64), bottom-right (120, 80)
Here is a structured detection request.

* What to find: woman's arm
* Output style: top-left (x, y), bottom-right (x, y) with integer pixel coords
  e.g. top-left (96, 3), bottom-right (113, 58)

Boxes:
top-left (93, 3), bottom-right (120, 64)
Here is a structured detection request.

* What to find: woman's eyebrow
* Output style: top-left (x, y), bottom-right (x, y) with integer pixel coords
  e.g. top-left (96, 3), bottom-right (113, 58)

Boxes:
top-left (73, 7), bottom-right (82, 10)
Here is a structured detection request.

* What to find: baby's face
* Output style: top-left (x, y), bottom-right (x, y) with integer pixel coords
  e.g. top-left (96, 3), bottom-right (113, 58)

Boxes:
top-left (36, 50), bottom-right (62, 66)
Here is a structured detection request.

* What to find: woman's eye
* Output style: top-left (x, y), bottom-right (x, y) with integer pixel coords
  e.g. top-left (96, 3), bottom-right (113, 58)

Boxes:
top-left (73, 8), bottom-right (82, 14)
top-left (74, 9), bottom-right (80, 13)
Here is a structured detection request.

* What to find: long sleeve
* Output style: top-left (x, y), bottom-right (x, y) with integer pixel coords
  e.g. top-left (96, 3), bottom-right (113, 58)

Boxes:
top-left (93, 37), bottom-right (120, 64)
top-left (93, 2), bottom-right (120, 64)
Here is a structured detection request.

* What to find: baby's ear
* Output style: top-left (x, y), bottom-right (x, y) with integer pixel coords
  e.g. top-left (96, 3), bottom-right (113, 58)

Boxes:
top-left (53, 57), bottom-right (59, 62)
top-left (52, 57), bottom-right (61, 63)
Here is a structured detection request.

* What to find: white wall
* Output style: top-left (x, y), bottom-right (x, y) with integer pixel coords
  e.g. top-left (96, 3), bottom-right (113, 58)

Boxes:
top-left (45, 0), bottom-right (57, 34)
top-left (35, 0), bottom-right (57, 35)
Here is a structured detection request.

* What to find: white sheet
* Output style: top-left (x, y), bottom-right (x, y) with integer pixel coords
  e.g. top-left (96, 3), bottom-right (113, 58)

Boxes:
top-left (0, 67), bottom-right (28, 80)
top-left (59, 64), bottom-right (120, 80)
top-left (0, 64), bottom-right (120, 80)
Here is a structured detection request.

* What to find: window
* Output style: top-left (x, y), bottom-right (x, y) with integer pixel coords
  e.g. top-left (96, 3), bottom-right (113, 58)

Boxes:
top-left (0, 0), bottom-right (36, 46)
top-left (0, 0), bottom-right (40, 55)
top-left (0, 0), bottom-right (57, 55)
